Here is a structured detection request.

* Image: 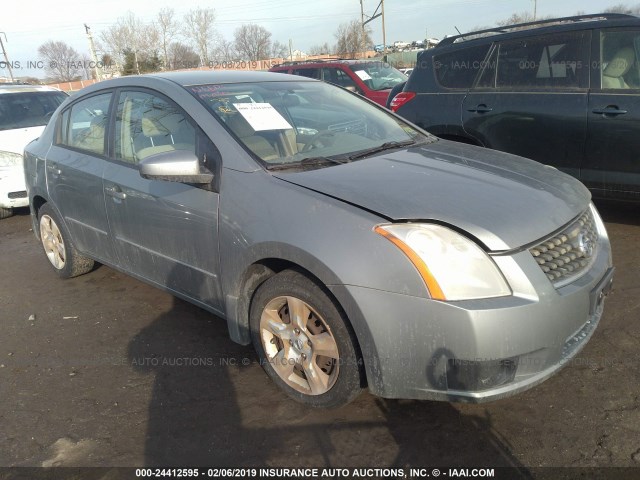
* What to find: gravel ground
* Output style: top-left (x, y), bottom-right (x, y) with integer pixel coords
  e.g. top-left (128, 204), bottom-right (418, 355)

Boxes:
top-left (1, 202), bottom-right (638, 474)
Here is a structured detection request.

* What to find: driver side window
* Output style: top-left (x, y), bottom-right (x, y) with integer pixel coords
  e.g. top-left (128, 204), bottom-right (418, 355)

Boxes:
top-left (114, 90), bottom-right (196, 164)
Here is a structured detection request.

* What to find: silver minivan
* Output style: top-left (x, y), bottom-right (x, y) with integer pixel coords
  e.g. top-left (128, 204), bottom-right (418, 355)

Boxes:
top-left (24, 72), bottom-right (614, 407)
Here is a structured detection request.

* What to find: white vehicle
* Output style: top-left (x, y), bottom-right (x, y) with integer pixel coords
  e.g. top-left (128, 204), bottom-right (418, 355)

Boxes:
top-left (0, 85), bottom-right (67, 218)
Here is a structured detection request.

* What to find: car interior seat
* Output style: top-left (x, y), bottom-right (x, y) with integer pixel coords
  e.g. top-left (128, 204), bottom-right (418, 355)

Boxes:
top-left (76, 115), bottom-right (107, 154)
top-left (136, 112), bottom-right (194, 160)
top-left (603, 47), bottom-right (636, 89)
top-left (225, 113), bottom-right (280, 161)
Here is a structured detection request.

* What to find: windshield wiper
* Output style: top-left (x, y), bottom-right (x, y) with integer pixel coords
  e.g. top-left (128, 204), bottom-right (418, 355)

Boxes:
top-left (348, 139), bottom-right (417, 161)
top-left (266, 156), bottom-right (349, 171)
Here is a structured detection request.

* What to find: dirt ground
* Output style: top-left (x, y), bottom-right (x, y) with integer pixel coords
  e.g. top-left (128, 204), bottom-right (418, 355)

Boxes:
top-left (1, 202), bottom-right (639, 475)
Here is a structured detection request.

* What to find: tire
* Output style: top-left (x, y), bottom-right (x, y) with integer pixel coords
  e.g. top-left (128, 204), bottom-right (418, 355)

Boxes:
top-left (38, 203), bottom-right (94, 279)
top-left (250, 269), bottom-right (363, 408)
top-left (0, 207), bottom-right (13, 219)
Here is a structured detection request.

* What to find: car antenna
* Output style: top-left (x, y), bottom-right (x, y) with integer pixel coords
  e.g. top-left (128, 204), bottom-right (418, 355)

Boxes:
top-left (454, 26), bottom-right (467, 41)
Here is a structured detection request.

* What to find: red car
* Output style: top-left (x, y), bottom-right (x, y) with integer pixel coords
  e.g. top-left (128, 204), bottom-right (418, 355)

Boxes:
top-left (269, 59), bottom-right (407, 106)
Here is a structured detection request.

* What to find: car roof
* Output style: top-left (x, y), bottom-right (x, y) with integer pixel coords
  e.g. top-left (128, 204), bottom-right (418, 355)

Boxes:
top-left (146, 70), bottom-right (316, 86)
top-left (272, 59), bottom-right (384, 68)
top-left (0, 84), bottom-right (64, 94)
top-left (436, 13), bottom-right (640, 49)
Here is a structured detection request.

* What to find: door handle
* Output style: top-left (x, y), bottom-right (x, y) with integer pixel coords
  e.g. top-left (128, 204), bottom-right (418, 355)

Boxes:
top-left (467, 104), bottom-right (493, 114)
top-left (592, 106), bottom-right (628, 116)
top-left (104, 186), bottom-right (127, 200)
top-left (46, 164), bottom-right (61, 175)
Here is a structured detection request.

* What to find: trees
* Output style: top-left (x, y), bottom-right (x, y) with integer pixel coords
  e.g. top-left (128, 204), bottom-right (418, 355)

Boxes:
top-left (308, 43), bottom-right (331, 56)
top-left (234, 24), bottom-right (272, 61)
top-left (334, 20), bottom-right (371, 58)
top-left (271, 40), bottom-right (288, 59)
top-left (167, 42), bottom-right (201, 70)
top-left (157, 8), bottom-right (180, 69)
top-left (37, 41), bottom-right (82, 82)
top-left (215, 39), bottom-right (237, 62)
top-left (98, 12), bottom-right (160, 75)
top-left (604, 3), bottom-right (640, 14)
top-left (183, 7), bottom-right (218, 66)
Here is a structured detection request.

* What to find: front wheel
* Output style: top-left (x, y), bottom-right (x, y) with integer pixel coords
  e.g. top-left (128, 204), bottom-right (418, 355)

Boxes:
top-left (250, 270), bottom-right (363, 408)
top-left (38, 203), bottom-right (94, 278)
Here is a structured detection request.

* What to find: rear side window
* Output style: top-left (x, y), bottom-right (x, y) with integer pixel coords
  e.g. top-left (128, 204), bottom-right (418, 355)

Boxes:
top-left (58, 93), bottom-right (112, 156)
top-left (433, 45), bottom-right (491, 89)
top-left (496, 32), bottom-right (588, 89)
top-left (292, 68), bottom-right (321, 79)
top-left (0, 91), bottom-right (67, 131)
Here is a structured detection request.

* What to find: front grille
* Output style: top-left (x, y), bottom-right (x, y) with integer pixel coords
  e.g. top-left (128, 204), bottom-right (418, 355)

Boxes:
top-left (8, 190), bottom-right (27, 199)
top-left (530, 208), bottom-right (598, 286)
top-left (328, 118), bottom-right (367, 136)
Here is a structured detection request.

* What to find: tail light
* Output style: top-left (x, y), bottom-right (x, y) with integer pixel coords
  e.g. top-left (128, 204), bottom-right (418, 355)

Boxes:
top-left (390, 91), bottom-right (416, 112)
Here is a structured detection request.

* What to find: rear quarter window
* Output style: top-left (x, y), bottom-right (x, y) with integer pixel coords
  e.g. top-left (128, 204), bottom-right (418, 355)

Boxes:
top-left (433, 44), bottom-right (491, 89)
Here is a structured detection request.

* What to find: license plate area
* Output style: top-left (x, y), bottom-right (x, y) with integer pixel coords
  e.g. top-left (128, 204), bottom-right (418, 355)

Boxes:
top-left (589, 267), bottom-right (615, 315)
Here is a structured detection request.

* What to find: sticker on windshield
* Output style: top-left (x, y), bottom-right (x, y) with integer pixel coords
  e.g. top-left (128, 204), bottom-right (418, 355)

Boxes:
top-left (354, 70), bottom-right (372, 81)
top-left (233, 103), bottom-right (292, 131)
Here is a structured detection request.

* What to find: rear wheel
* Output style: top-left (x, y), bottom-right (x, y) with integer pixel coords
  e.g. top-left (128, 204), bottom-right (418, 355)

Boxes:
top-left (0, 207), bottom-right (13, 219)
top-left (38, 203), bottom-right (94, 278)
top-left (250, 270), bottom-right (363, 408)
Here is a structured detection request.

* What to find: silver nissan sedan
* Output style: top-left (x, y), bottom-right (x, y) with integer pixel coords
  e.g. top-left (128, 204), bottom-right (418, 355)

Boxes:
top-left (24, 72), bottom-right (614, 407)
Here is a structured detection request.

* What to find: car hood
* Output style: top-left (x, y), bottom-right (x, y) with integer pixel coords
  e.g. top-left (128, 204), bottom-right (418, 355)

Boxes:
top-left (273, 140), bottom-right (591, 251)
top-left (0, 126), bottom-right (46, 155)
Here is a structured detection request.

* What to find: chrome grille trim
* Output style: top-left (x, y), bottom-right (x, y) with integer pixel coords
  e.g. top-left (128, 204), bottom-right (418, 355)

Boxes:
top-left (529, 209), bottom-right (598, 287)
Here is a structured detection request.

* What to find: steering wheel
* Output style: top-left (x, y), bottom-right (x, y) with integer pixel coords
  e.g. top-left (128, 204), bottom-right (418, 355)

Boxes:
top-left (301, 130), bottom-right (336, 152)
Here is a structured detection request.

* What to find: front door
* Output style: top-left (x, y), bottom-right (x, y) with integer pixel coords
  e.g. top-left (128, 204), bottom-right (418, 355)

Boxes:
top-left (103, 89), bottom-right (223, 310)
top-left (462, 31), bottom-right (591, 179)
top-left (584, 27), bottom-right (640, 199)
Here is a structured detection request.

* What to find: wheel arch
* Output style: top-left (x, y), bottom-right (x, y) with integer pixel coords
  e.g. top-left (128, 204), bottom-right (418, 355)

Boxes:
top-left (226, 253), bottom-right (369, 388)
top-left (30, 194), bottom-right (49, 239)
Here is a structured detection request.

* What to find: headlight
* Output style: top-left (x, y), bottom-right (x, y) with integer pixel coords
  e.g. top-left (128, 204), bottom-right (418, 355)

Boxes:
top-left (0, 151), bottom-right (23, 168)
top-left (375, 223), bottom-right (511, 301)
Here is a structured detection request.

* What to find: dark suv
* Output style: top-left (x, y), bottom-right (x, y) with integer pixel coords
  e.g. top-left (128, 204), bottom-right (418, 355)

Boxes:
top-left (390, 13), bottom-right (640, 201)
top-left (270, 59), bottom-right (407, 106)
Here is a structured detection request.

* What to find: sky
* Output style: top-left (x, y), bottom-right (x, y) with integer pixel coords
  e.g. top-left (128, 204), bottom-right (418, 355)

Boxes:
top-left (0, 0), bottom-right (634, 79)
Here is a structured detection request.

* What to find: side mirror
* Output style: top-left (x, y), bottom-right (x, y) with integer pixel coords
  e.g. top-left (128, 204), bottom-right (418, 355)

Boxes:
top-left (139, 150), bottom-right (214, 184)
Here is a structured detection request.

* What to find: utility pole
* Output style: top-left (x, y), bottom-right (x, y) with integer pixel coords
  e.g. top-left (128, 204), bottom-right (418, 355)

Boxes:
top-left (532, 0), bottom-right (537, 20)
top-left (360, 0), bottom-right (367, 56)
top-left (84, 24), bottom-right (102, 80)
top-left (0, 32), bottom-right (15, 83)
top-left (381, 0), bottom-right (386, 54)
top-left (362, 0), bottom-right (387, 54)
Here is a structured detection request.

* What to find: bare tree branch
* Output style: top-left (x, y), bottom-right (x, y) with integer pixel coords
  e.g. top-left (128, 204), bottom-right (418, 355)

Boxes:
top-left (234, 24), bottom-right (272, 61)
top-left (334, 20), bottom-right (371, 59)
top-left (157, 8), bottom-right (179, 69)
top-left (37, 40), bottom-right (82, 82)
top-left (183, 7), bottom-right (218, 65)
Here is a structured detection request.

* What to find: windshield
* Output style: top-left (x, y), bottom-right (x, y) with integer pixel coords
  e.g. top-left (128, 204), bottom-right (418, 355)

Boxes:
top-left (188, 80), bottom-right (433, 170)
top-left (0, 91), bottom-right (67, 131)
top-left (349, 62), bottom-right (408, 91)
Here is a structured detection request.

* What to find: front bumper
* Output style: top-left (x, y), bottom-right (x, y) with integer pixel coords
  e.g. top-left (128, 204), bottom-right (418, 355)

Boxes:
top-left (0, 166), bottom-right (28, 209)
top-left (329, 218), bottom-right (613, 402)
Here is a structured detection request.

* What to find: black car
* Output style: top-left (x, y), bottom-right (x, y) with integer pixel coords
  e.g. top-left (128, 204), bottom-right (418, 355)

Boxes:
top-left (389, 13), bottom-right (640, 201)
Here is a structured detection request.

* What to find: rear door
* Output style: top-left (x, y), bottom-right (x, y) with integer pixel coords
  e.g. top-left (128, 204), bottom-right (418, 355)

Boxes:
top-left (102, 88), bottom-right (224, 310)
top-left (46, 91), bottom-right (118, 263)
top-left (462, 31), bottom-right (590, 178)
top-left (584, 27), bottom-right (640, 198)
